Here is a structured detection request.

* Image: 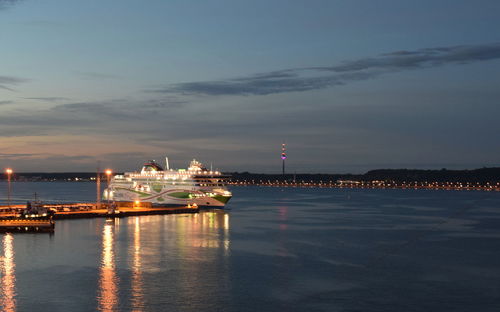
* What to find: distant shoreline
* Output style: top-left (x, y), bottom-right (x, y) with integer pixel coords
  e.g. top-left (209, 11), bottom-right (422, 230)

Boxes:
top-left (2, 167), bottom-right (498, 184)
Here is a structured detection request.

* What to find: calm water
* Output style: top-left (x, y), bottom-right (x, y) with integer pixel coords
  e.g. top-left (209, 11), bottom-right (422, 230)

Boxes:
top-left (0, 182), bottom-right (499, 312)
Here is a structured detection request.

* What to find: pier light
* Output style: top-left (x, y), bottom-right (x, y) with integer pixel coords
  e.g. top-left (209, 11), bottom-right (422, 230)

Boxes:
top-left (105, 169), bottom-right (113, 186)
top-left (5, 168), bottom-right (13, 208)
top-left (104, 169), bottom-right (113, 212)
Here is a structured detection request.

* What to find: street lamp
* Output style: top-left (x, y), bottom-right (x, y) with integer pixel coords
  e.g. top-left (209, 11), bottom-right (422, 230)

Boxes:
top-left (105, 169), bottom-right (113, 213)
top-left (5, 168), bottom-right (13, 208)
top-left (105, 169), bottom-right (112, 180)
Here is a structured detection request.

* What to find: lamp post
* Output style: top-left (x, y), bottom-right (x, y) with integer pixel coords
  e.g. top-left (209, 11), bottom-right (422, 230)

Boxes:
top-left (105, 169), bottom-right (113, 214)
top-left (96, 165), bottom-right (101, 210)
top-left (5, 168), bottom-right (12, 208)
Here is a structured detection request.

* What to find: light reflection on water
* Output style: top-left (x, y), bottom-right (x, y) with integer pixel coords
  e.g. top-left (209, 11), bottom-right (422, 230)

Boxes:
top-left (0, 210), bottom-right (231, 311)
top-left (1, 234), bottom-right (16, 312)
top-left (94, 210), bottom-right (230, 311)
top-left (130, 217), bottom-right (143, 312)
top-left (98, 222), bottom-right (119, 312)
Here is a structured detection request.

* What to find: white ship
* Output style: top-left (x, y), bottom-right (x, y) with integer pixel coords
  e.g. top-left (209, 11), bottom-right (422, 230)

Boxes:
top-left (103, 158), bottom-right (232, 208)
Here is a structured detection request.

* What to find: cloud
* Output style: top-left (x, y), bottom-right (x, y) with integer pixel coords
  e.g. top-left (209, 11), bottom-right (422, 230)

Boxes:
top-left (0, 76), bottom-right (25, 84)
top-left (0, 95), bottom-right (189, 137)
top-left (54, 102), bottom-right (106, 111)
top-left (76, 72), bottom-right (120, 80)
top-left (0, 75), bottom-right (29, 91)
top-left (0, 100), bottom-right (13, 105)
top-left (52, 96), bottom-right (187, 113)
top-left (0, 0), bottom-right (22, 10)
top-left (154, 42), bottom-right (500, 96)
top-left (0, 152), bottom-right (40, 158)
top-left (0, 94), bottom-right (194, 141)
top-left (0, 85), bottom-right (16, 91)
top-left (314, 43), bottom-right (500, 72)
top-left (24, 97), bottom-right (70, 102)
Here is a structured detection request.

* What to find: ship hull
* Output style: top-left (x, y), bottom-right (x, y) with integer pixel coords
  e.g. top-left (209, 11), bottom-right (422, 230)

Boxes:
top-left (109, 188), bottom-right (231, 209)
top-left (113, 201), bottom-right (228, 209)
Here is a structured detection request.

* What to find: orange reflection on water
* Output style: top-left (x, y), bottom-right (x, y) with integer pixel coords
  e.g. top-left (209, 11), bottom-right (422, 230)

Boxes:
top-left (1, 234), bottom-right (16, 312)
top-left (130, 217), bottom-right (144, 312)
top-left (98, 223), bottom-right (119, 312)
top-left (184, 211), bottom-right (230, 250)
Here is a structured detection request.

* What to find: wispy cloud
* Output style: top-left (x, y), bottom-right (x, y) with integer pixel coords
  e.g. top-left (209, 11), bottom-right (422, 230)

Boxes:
top-left (0, 152), bottom-right (40, 158)
top-left (76, 71), bottom-right (120, 80)
top-left (0, 94), bottom-right (190, 139)
top-left (0, 96), bottom-right (188, 136)
top-left (153, 42), bottom-right (500, 96)
top-left (24, 97), bottom-right (70, 102)
top-left (51, 96), bottom-right (187, 116)
top-left (0, 100), bottom-right (13, 105)
top-left (0, 0), bottom-right (22, 10)
top-left (0, 75), bottom-right (29, 91)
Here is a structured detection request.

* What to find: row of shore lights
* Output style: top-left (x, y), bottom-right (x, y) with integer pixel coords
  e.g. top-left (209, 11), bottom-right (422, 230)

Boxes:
top-left (4, 168), bottom-right (113, 178)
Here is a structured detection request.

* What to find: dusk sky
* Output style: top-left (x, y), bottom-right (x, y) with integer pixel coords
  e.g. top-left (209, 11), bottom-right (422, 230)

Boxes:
top-left (1, 0), bottom-right (499, 173)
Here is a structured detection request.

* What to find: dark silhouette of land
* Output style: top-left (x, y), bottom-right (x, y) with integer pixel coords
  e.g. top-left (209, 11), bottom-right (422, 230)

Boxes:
top-left (229, 167), bottom-right (500, 184)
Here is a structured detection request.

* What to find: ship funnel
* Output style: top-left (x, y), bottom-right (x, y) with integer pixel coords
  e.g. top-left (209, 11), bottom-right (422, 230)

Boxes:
top-left (165, 156), bottom-right (170, 170)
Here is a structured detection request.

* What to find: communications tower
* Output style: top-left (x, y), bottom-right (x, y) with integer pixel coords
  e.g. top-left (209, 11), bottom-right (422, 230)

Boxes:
top-left (281, 143), bottom-right (287, 176)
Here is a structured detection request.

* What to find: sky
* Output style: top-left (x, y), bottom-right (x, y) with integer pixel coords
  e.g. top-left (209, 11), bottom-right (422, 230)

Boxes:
top-left (1, 0), bottom-right (499, 173)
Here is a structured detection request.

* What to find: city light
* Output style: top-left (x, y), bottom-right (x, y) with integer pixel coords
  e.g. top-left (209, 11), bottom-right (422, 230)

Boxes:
top-left (226, 179), bottom-right (499, 192)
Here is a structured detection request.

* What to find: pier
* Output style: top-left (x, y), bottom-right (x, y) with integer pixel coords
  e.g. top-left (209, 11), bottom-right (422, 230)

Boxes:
top-left (0, 203), bottom-right (199, 220)
top-left (0, 218), bottom-right (55, 233)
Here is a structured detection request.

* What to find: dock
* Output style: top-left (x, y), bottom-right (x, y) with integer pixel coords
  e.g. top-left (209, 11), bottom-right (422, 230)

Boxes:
top-left (0, 218), bottom-right (55, 233)
top-left (0, 203), bottom-right (200, 220)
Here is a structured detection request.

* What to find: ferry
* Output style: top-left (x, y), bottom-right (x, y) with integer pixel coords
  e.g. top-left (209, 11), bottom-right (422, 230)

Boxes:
top-left (104, 158), bottom-right (232, 208)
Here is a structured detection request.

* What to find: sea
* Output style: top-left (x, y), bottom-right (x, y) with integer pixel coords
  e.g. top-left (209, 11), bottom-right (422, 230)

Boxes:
top-left (0, 182), bottom-right (499, 312)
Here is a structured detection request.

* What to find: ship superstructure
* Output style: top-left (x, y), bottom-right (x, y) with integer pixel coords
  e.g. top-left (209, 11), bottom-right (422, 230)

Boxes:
top-left (104, 158), bottom-right (232, 208)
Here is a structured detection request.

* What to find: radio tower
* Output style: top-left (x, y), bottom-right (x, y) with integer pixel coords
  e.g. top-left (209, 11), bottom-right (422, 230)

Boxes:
top-left (281, 143), bottom-right (287, 176)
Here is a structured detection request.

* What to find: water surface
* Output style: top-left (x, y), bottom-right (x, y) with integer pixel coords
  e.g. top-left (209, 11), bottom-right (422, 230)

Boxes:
top-left (0, 182), bottom-right (499, 311)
